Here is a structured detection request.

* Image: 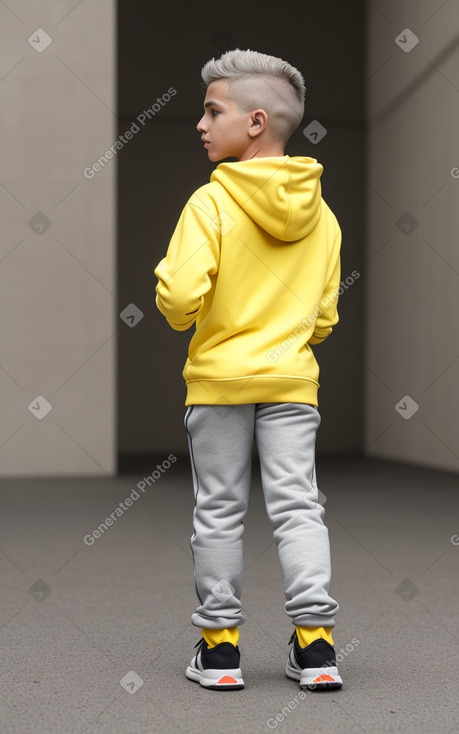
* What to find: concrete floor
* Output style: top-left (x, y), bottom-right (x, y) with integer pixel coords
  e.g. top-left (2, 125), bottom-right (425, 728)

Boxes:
top-left (1, 455), bottom-right (459, 734)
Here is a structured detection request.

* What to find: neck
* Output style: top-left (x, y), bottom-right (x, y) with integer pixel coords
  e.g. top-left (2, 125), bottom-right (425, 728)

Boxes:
top-left (238, 140), bottom-right (285, 161)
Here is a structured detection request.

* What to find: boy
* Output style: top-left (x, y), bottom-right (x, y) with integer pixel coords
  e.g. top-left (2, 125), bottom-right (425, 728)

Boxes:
top-left (154, 49), bottom-right (343, 691)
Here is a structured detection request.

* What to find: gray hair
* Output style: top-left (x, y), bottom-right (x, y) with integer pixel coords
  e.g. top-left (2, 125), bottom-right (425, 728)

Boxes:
top-left (201, 49), bottom-right (306, 143)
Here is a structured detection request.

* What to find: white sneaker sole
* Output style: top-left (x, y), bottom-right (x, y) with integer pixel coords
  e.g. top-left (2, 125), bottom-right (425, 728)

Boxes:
top-left (186, 664), bottom-right (244, 690)
top-left (286, 658), bottom-right (342, 690)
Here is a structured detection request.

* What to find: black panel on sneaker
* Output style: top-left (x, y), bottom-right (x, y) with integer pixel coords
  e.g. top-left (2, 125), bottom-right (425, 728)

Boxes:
top-left (294, 637), bottom-right (336, 669)
top-left (200, 641), bottom-right (241, 670)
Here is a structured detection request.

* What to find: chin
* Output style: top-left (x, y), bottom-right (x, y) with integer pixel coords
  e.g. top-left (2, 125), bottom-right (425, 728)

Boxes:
top-left (208, 150), bottom-right (223, 162)
top-left (210, 152), bottom-right (237, 163)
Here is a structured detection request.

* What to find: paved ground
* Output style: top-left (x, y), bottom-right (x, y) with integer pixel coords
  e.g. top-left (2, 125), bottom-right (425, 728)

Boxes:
top-left (1, 455), bottom-right (459, 733)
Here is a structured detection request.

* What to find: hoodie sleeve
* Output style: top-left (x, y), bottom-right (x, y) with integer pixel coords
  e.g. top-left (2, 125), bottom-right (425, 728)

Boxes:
top-left (154, 192), bottom-right (220, 331)
top-left (309, 222), bottom-right (341, 345)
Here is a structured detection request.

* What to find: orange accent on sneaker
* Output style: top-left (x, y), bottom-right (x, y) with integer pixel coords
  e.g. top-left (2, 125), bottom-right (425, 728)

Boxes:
top-left (313, 674), bottom-right (335, 682)
top-left (217, 675), bottom-right (237, 684)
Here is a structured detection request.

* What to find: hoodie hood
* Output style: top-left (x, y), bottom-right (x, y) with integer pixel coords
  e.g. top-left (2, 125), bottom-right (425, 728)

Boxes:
top-left (210, 155), bottom-right (323, 242)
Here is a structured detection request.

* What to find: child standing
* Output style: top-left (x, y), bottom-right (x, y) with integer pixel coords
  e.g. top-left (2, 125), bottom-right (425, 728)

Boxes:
top-left (154, 49), bottom-right (343, 691)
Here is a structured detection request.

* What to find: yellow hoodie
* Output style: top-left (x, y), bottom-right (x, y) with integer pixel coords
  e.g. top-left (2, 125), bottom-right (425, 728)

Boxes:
top-left (154, 155), bottom-right (341, 406)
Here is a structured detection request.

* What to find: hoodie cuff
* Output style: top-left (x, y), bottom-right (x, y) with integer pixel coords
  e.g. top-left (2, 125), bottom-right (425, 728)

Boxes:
top-left (309, 327), bottom-right (332, 345)
top-left (166, 318), bottom-right (194, 331)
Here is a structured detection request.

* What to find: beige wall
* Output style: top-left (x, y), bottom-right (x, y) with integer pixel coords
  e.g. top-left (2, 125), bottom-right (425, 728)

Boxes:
top-left (365, 1), bottom-right (459, 471)
top-left (0, 1), bottom-right (116, 475)
top-left (5, 2), bottom-right (456, 475)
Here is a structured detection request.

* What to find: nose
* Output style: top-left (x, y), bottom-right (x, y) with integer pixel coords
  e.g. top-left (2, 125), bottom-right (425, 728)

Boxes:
top-left (196, 115), bottom-right (207, 133)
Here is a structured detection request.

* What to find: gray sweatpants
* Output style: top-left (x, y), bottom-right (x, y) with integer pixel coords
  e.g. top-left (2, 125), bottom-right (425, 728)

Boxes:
top-left (184, 402), bottom-right (339, 630)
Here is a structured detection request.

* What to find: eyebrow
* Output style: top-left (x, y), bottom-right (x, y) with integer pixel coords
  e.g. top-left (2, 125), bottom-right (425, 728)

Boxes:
top-left (204, 101), bottom-right (223, 108)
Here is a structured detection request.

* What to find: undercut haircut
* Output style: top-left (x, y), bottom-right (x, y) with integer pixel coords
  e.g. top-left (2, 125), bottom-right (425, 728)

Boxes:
top-left (201, 49), bottom-right (306, 145)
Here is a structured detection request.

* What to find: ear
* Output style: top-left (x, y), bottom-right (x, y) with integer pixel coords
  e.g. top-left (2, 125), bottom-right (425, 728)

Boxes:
top-left (248, 109), bottom-right (268, 138)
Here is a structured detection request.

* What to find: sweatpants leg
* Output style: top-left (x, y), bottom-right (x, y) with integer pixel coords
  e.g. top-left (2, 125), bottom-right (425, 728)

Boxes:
top-left (254, 403), bottom-right (339, 628)
top-left (184, 404), bottom-right (254, 629)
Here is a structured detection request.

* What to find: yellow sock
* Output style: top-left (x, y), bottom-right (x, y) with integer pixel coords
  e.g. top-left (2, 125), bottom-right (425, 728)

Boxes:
top-left (296, 625), bottom-right (334, 648)
top-left (202, 627), bottom-right (240, 648)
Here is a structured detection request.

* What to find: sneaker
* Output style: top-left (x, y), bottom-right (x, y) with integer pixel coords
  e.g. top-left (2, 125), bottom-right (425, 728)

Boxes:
top-left (286, 632), bottom-right (343, 690)
top-left (186, 638), bottom-right (244, 690)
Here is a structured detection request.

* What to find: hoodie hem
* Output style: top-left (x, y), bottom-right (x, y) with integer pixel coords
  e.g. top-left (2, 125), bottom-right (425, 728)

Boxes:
top-left (184, 376), bottom-right (319, 406)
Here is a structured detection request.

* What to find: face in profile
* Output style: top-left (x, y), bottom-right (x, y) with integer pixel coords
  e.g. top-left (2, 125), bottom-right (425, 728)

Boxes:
top-left (196, 80), bottom-right (256, 162)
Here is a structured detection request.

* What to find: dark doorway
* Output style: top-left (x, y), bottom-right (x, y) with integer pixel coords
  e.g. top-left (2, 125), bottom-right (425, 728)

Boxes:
top-left (117, 0), bottom-right (367, 470)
